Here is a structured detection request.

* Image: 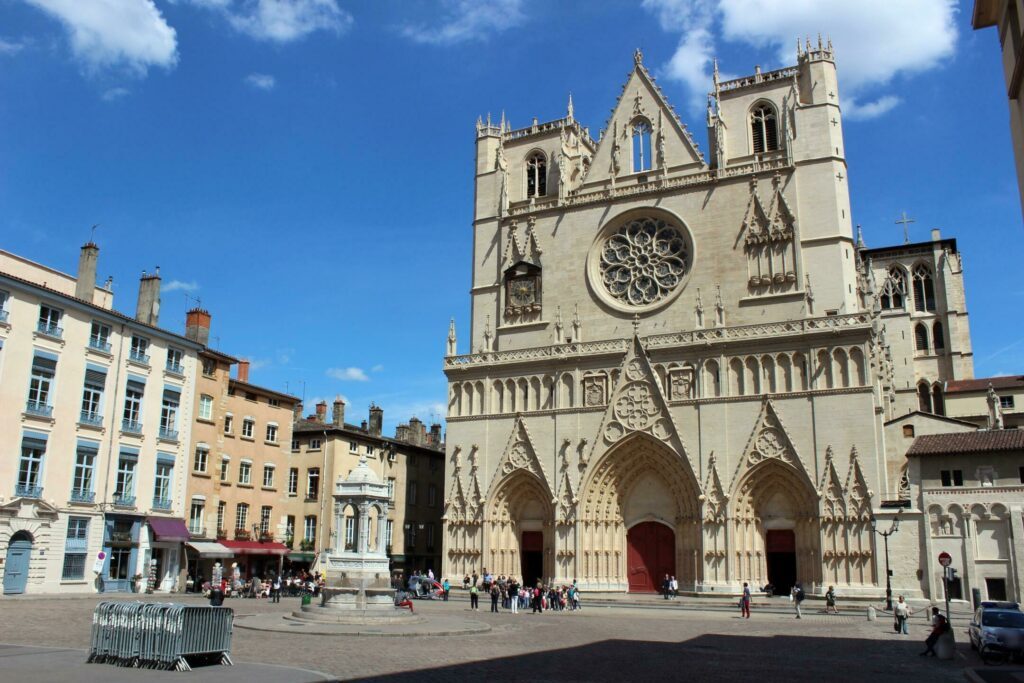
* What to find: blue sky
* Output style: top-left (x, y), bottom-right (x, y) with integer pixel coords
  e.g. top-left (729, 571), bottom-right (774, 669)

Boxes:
top-left (0, 0), bottom-right (1021, 435)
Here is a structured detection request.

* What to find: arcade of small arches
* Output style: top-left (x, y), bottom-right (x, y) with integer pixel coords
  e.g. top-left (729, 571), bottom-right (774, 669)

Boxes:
top-left (447, 345), bottom-right (870, 419)
top-left (928, 502), bottom-right (1011, 538)
top-left (444, 432), bottom-right (879, 595)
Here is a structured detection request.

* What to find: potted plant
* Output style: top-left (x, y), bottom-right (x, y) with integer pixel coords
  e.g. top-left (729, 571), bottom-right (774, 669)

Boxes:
top-left (299, 539), bottom-right (315, 552)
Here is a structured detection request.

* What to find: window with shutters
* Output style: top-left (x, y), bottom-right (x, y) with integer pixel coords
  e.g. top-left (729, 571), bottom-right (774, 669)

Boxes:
top-left (912, 263), bottom-right (936, 312)
top-left (918, 382), bottom-right (932, 413)
top-left (914, 323), bottom-right (929, 353)
top-left (27, 355), bottom-right (56, 412)
top-left (933, 321), bottom-right (945, 352)
top-left (750, 103), bottom-right (779, 154)
top-left (81, 366), bottom-right (106, 424)
top-left (932, 383), bottom-right (945, 416)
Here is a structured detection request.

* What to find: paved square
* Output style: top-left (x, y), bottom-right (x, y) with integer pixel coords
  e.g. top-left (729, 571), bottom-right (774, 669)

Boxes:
top-left (0, 594), bottom-right (983, 681)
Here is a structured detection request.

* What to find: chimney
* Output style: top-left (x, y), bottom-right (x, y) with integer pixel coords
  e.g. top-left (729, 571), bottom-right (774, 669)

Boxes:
top-left (185, 308), bottom-right (212, 345)
top-left (931, 228), bottom-right (941, 242)
top-left (237, 359), bottom-right (250, 383)
top-left (293, 402), bottom-right (303, 423)
top-left (368, 404), bottom-right (383, 436)
top-left (136, 268), bottom-right (161, 325)
top-left (75, 242), bottom-right (99, 302)
top-left (332, 397), bottom-right (345, 427)
top-left (316, 401), bottom-right (328, 423)
top-left (429, 423), bottom-right (442, 448)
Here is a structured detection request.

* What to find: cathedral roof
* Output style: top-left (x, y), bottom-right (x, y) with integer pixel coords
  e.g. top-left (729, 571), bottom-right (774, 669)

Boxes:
top-left (946, 375), bottom-right (1024, 394)
top-left (907, 430), bottom-right (1024, 456)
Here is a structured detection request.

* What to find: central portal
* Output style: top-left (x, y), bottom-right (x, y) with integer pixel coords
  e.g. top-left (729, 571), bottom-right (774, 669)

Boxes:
top-left (520, 531), bottom-right (543, 587)
top-left (765, 529), bottom-right (796, 595)
top-left (626, 521), bottom-right (675, 593)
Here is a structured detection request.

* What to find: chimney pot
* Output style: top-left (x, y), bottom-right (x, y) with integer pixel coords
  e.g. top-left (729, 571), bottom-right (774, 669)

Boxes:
top-left (185, 308), bottom-right (212, 345)
top-left (136, 269), bottom-right (162, 325)
top-left (316, 401), bottom-right (328, 423)
top-left (75, 242), bottom-right (99, 303)
top-left (237, 359), bottom-right (250, 383)
top-left (332, 397), bottom-right (345, 427)
top-left (931, 228), bottom-right (941, 242)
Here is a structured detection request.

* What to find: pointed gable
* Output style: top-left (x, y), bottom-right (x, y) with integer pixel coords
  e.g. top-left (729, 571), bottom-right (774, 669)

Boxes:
top-left (729, 397), bottom-right (814, 493)
top-left (741, 177), bottom-right (770, 244)
top-left (556, 468), bottom-right (577, 524)
top-left (844, 446), bottom-right (873, 518)
top-left (818, 446), bottom-right (846, 521)
top-left (585, 50), bottom-right (705, 185)
top-left (703, 452), bottom-right (728, 522)
top-left (486, 416), bottom-right (552, 499)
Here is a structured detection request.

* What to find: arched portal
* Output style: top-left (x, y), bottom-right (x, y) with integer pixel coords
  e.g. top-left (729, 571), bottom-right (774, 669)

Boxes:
top-left (578, 433), bottom-right (700, 591)
top-left (3, 531), bottom-right (34, 595)
top-left (731, 459), bottom-right (819, 595)
top-left (485, 470), bottom-right (553, 587)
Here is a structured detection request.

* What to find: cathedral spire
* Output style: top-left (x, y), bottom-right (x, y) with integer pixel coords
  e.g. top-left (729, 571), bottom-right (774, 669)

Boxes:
top-left (446, 318), bottom-right (457, 357)
top-left (567, 92), bottom-right (574, 123)
top-left (856, 224), bottom-right (866, 250)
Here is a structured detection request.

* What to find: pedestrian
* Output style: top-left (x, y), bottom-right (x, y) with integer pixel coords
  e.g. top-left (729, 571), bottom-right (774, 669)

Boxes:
top-left (740, 582), bottom-right (751, 619)
top-left (509, 578), bottom-right (519, 614)
top-left (532, 585), bottom-right (543, 613)
top-left (894, 595), bottom-right (911, 635)
top-left (920, 607), bottom-right (948, 656)
top-left (442, 578), bottom-right (450, 601)
top-left (663, 574), bottom-right (671, 600)
top-left (791, 583), bottom-right (804, 619)
top-left (469, 583), bottom-right (479, 611)
top-left (490, 582), bottom-right (500, 613)
top-left (670, 576), bottom-right (678, 600)
top-left (825, 585), bottom-right (838, 614)
top-left (271, 574), bottom-right (281, 603)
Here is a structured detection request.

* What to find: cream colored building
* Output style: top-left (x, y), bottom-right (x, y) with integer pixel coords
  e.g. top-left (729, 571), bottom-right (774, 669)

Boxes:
top-left (181, 309), bottom-right (300, 586)
top-left (974, 0), bottom-right (1024, 218)
top-left (946, 376), bottom-right (1024, 430)
top-left (292, 401), bottom-right (445, 579)
top-left (442, 46), bottom-right (985, 599)
top-left (1, 244), bottom-right (200, 595)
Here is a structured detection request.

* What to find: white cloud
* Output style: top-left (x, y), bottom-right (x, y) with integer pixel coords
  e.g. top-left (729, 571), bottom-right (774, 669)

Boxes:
top-left (401, 0), bottom-right (524, 45)
top-left (0, 37), bottom-right (27, 55)
top-left (25, 0), bottom-right (178, 75)
top-left (642, 0), bottom-right (958, 120)
top-left (244, 72), bottom-right (275, 90)
top-left (163, 279), bottom-right (199, 292)
top-left (101, 86), bottom-right (130, 101)
top-left (326, 367), bottom-right (369, 382)
top-left (248, 357), bottom-right (271, 371)
top-left (371, 364), bottom-right (384, 373)
top-left (198, 0), bottom-right (352, 42)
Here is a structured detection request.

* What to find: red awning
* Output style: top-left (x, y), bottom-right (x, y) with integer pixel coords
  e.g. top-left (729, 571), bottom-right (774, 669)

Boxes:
top-left (218, 539), bottom-right (290, 556)
top-left (147, 517), bottom-right (191, 543)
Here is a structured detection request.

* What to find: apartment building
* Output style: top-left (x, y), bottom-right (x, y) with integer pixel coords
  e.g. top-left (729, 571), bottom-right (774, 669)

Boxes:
top-left (0, 244), bottom-right (200, 595)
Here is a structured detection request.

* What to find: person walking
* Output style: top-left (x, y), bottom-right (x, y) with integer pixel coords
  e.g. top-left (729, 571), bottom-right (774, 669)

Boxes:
top-left (740, 582), bottom-right (751, 619)
top-left (791, 583), bottom-right (804, 619)
top-left (509, 579), bottom-right (519, 614)
top-left (442, 578), bottom-right (450, 602)
top-left (825, 586), bottom-right (838, 614)
top-left (532, 585), bottom-right (544, 613)
top-left (894, 595), bottom-right (911, 635)
top-left (490, 583), bottom-right (500, 613)
top-left (662, 574), bottom-right (671, 600)
top-left (469, 583), bottom-right (479, 611)
top-left (271, 574), bottom-right (281, 603)
top-left (670, 576), bottom-right (678, 600)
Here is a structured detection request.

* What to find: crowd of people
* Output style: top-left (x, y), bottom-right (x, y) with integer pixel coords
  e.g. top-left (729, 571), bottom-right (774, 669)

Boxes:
top-left (200, 562), bottom-right (325, 601)
top-left (461, 570), bottom-right (582, 614)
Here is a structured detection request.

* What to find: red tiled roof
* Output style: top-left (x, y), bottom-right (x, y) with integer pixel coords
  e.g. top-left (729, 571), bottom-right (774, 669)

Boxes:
top-left (946, 376), bottom-right (1024, 394)
top-left (907, 430), bottom-right (1024, 456)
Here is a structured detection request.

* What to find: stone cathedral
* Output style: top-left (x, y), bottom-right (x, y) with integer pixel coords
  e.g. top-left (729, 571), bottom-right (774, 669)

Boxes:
top-left (442, 43), bottom-right (974, 596)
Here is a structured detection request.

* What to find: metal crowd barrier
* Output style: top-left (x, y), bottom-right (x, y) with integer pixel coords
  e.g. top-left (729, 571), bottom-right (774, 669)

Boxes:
top-left (88, 601), bottom-right (234, 671)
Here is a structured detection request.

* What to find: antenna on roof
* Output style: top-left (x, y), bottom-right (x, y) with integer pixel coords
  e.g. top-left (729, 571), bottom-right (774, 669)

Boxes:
top-left (89, 223), bottom-right (100, 243)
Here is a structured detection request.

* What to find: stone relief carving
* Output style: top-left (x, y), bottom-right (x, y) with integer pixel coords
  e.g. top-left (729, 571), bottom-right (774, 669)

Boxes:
top-left (743, 173), bottom-right (798, 294)
top-left (583, 373), bottom-right (608, 407)
top-left (667, 365), bottom-right (695, 401)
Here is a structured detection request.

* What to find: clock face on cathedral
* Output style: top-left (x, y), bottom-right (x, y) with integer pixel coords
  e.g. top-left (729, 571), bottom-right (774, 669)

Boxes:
top-left (589, 210), bottom-right (693, 313)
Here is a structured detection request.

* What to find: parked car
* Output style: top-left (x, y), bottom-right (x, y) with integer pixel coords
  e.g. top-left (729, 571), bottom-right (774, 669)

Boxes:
top-left (407, 575), bottom-right (443, 599)
top-left (969, 603), bottom-right (1024, 658)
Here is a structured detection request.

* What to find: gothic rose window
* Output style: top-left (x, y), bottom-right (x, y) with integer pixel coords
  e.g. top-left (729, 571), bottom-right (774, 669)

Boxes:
top-left (599, 216), bottom-right (690, 307)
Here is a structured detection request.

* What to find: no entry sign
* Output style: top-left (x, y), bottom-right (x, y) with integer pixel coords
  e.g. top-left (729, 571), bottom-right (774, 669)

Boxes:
top-left (938, 551), bottom-right (952, 567)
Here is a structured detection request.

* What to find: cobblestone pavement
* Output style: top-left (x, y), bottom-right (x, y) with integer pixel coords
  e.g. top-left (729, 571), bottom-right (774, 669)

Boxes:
top-left (0, 594), bottom-right (984, 681)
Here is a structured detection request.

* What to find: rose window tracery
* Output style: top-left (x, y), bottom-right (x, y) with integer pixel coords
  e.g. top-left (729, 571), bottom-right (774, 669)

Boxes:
top-left (599, 217), bottom-right (690, 307)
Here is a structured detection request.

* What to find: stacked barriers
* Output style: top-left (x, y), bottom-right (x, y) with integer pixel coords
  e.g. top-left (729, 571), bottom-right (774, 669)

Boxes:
top-left (88, 602), bottom-right (234, 671)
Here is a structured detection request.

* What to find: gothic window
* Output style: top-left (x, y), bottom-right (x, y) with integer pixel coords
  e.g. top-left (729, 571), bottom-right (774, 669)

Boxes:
top-left (933, 321), bottom-right (945, 352)
top-left (914, 323), bottom-right (929, 353)
top-left (912, 263), bottom-right (936, 312)
top-left (750, 103), bottom-right (779, 154)
top-left (632, 119), bottom-right (652, 172)
top-left (880, 267), bottom-right (906, 309)
top-left (932, 383), bottom-right (945, 416)
top-left (526, 152), bottom-right (547, 198)
top-left (596, 214), bottom-right (691, 309)
top-left (917, 382), bottom-right (932, 413)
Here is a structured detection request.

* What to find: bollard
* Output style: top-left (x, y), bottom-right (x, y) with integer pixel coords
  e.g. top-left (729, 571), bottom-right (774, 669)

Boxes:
top-left (867, 605), bottom-right (876, 621)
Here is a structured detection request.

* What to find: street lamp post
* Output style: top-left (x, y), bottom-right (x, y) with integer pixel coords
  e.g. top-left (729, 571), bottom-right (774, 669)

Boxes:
top-left (871, 510), bottom-right (902, 611)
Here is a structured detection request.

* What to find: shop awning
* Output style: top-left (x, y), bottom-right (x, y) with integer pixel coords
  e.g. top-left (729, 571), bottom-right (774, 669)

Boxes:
top-left (148, 517), bottom-right (191, 542)
top-left (186, 541), bottom-right (234, 558)
top-left (219, 539), bottom-right (290, 556)
top-left (287, 552), bottom-right (315, 562)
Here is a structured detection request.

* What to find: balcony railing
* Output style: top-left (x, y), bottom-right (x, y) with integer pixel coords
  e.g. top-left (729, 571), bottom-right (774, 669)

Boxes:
top-left (129, 349), bottom-right (150, 364)
top-left (79, 410), bottom-right (103, 427)
top-left (121, 419), bottom-right (143, 434)
top-left (113, 493), bottom-right (136, 507)
top-left (158, 427), bottom-right (179, 441)
top-left (88, 336), bottom-right (112, 353)
top-left (36, 321), bottom-right (63, 338)
top-left (234, 529), bottom-right (251, 540)
top-left (70, 489), bottom-right (95, 503)
top-left (25, 400), bottom-right (53, 417)
top-left (110, 530), bottom-right (132, 543)
top-left (188, 524), bottom-right (206, 537)
top-left (165, 361), bottom-right (184, 375)
top-left (15, 484), bottom-right (42, 498)
top-left (152, 497), bottom-right (172, 510)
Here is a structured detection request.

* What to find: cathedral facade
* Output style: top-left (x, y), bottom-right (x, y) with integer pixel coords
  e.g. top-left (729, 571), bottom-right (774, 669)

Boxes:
top-left (442, 43), bottom-right (972, 597)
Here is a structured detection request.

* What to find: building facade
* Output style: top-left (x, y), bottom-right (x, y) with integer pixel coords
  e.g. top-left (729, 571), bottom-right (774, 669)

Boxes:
top-left (292, 402), bottom-right (445, 580)
top-left (442, 46), bottom-right (982, 597)
top-left (1, 245), bottom-right (200, 595)
top-left (946, 376), bottom-right (1024, 430)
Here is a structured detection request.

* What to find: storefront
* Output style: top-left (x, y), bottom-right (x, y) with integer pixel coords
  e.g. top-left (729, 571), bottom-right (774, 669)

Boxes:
top-left (284, 551), bottom-right (315, 574)
top-left (184, 541), bottom-right (233, 591)
top-left (101, 514), bottom-right (140, 593)
top-left (144, 517), bottom-right (189, 593)
top-left (218, 539), bottom-right (289, 580)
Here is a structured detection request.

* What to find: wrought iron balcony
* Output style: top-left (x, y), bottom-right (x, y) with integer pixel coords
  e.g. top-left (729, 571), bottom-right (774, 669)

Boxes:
top-left (70, 489), bottom-right (95, 503)
top-left (36, 321), bottom-right (63, 338)
top-left (25, 400), bottom-right (53, 417)
top-left (121, 419), bottom-right (143, 434)
top-left (158, 427), bottom-right (179, 441)
top-left (188, 524), bottom-right (206, 537)
top-left (113, 493), bottom-right (136, 507)
top-left (79, 410), bottom-right (103, 427)
top-left (88, 336), bottom-right (112, 353)
top-left (152, 497), bottom-right (172, 510)
top-left (129, 349), bottom-right (150, 364)
top-left (165, 361), bottom-right (184, 375)
top-left (15, 484), bottom-right (42, 498)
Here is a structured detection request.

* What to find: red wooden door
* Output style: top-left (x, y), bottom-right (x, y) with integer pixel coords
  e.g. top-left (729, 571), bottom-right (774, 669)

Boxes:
top-left (626, 522), bottom-right (675, 593)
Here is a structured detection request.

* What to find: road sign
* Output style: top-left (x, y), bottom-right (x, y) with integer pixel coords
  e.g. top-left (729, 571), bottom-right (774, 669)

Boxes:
top-left (938, 551), bottom-right (952, 567)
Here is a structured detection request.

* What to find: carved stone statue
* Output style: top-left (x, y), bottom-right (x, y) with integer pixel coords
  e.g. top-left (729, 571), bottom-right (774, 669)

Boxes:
top-left (557, 152), bottom-right (569, 201)
top-left (987, 383), bottom-right (1004, 430)
top-left (496, 145), bottom-right (509, 216)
